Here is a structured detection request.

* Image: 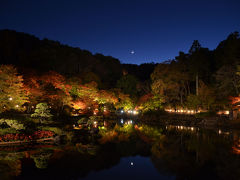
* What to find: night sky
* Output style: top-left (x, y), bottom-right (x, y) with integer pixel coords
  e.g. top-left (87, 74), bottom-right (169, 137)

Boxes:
top-left (0, 0), bottom-right (239, 64)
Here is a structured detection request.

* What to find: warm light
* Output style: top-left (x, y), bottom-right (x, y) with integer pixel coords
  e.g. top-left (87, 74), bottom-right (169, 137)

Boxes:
top-left (191, 127), bottom-right (194, 131)
top-left (180, 109), bottom-right (183, 113)
top-left (191, 110), bottom-right (194, 113)
top-left (133, 110), bottom-right (138, 115)
top-left (9, 97), bottom-right (13, 101)
top-left (225, 111), bottom-right (229, 115)
top-left (218, 129), bottom-right (222, 134)
top-left (94, 121), bottom-right (97, 124)
top-left (15, 105), bottom-right (19, 108)
top-left (94, 112), bottom-right (97, 115)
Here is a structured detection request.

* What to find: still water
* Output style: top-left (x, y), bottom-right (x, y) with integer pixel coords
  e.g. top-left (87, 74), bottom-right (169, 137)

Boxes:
top-left (1, 125), bottom-right (240, 180)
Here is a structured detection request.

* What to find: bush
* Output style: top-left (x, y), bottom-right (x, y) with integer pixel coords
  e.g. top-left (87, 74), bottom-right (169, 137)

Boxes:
top-left (31, 103), bottom-right (53, 123)
top-left (39, 126), bottom-right (63, 135)
top-left (0, 119), bottom-right (25, 130)
top-left (77, 117), bottom-right (88, 125)
top-left (0, 128), bottom-right (18, 135)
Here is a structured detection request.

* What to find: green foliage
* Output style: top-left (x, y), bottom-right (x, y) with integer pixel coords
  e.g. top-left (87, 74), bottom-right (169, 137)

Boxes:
top-left (138, 125), bottom-right (163, 140)
top-left (77, 117), bottom-right (88, 124)
top-left (186, 94), bottom-right (201, 110)
top-left (140, 95), bottom-right (163, 112)
top-left (115, 92), bottom-right (134, 110)
top-left (31, 151), bottom-right (53, 169)
top-left (0, 128), bottom-right (18, 135)
top-left (0, 119), bottom-right (25, 130)
top-left (0, 65), bottom-right (28, 113)
top-left (31, 103), bottom-right (53, 120)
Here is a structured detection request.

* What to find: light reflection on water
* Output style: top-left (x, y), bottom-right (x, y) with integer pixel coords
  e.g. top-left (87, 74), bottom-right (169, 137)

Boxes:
top-left (1, 123), bottom-right (240, 180)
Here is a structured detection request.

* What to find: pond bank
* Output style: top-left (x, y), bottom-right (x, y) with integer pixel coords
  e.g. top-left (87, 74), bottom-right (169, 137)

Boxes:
top-left (139, 113), bottom-right (240, 129)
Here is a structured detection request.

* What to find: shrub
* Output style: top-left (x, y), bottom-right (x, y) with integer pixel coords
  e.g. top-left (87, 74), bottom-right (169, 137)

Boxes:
top-left (31, 103), bottom-right (53, 123)
top-left (39, 127), bottom-right (63, 135)
top-left (0, 119), bottom-right (25, 130)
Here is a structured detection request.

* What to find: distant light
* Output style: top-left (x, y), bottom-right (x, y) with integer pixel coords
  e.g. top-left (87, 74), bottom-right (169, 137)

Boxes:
top-left (130, 50), bottom-right (135, 54)
top-left (218, 129), bottom-right (222, 134)
top-left (225, 111), bottom-right (229, 115)
top-left (130, 162), bottom-right (134, 166)
top-left (121, 110), bottom-right (124, 113)
top-left (121, 119), bottom-right (124, 124)
top-left (133, 110), bottom-right (138, 115)
top-left (15, 105), bottom-right (19, 108)
top-left (9, 97), bottom-right (13, 101)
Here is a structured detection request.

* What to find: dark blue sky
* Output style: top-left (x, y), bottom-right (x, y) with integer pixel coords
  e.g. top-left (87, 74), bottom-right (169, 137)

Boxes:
top-left (0, 0), bottom-right (239, 64)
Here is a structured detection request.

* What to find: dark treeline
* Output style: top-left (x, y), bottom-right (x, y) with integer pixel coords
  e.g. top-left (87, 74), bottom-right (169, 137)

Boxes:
top-left (0, 29), bottom-right (155, 90)
top-left (1, 29), bottom-right (240, 111)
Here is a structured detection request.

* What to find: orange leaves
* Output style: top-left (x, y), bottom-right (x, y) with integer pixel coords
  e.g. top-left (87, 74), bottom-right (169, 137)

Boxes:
top-left (230, 96), bottom-right (240, 105)
top-left (71, 100), bottom-right (87, 110)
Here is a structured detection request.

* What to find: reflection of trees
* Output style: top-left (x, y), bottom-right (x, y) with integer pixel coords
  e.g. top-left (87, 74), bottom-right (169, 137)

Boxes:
top-left (31, 150), bottom-right (53, 169)
top-left (151, 130), bottom-right (240, 180)
top-left (0, 152), bottom-right (23, 179)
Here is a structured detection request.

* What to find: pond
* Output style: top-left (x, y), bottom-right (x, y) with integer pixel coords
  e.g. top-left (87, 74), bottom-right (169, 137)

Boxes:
top-left (1, 123), bottom-right (240, 180)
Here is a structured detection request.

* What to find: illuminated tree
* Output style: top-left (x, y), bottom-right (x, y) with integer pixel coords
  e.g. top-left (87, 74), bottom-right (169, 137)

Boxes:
top-left (31, 103), bottom-right (53, 122)
top-left (0, 65), bottom-right (28, 113)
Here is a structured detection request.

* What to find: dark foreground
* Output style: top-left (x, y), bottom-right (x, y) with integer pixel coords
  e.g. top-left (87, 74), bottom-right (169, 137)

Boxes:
top-left (1, 123), bottom-right (240, 180)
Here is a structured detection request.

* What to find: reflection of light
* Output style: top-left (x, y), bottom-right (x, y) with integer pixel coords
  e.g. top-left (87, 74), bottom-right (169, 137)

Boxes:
top-left (225, 111), bottom-right (229, 115)
top-left (128, 120), bottom-right (133, 124)
top-left (121, 119), bottom-right (124, 124)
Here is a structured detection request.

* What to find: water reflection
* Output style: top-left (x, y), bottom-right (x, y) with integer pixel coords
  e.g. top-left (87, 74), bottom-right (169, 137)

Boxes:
top-left (1, 125), bottom-right (240, 179)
